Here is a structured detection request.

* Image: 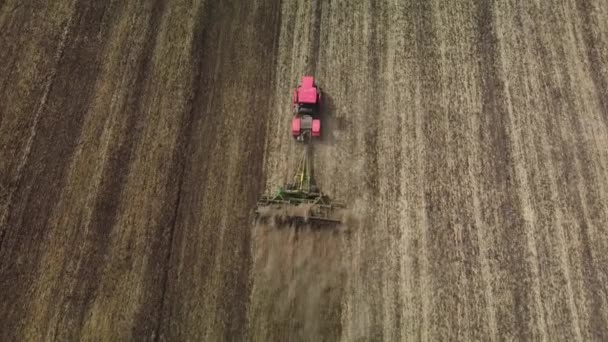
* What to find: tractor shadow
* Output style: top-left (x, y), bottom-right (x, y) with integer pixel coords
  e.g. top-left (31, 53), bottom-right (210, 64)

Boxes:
top-left (318, 92), bottom-right (346, 146)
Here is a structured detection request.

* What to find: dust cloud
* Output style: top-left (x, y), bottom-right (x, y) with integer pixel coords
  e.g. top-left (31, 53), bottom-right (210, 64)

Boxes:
top-left (247, 216), bottom-right (358, 342)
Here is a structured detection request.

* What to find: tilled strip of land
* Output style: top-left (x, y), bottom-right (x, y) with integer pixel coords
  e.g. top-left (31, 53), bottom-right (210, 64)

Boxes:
top-left (0, 0), bottom-right (607, 341)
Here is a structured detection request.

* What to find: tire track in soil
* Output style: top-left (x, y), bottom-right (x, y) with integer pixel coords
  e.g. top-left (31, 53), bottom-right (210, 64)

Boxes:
top-left (159, 1), bottom-right (280, 340)
top-left (366, 0), bottom-right (419, 339)
top-left (157, 13), bottom-right (227, 342)
top-left (0, 1), bottom-right (36, 109)
top-left (552, 4), bottom-right (608, 334)
top-left (324, 2), bottom-right (381, 340)
top-left (306, 0), bottom-right (322, 74)
top-left (575, 0), bottom-right (608, 125)
top-left (0, 1), bottom-right (117, 339)
top-left (558, 53), bottom-right (608, 338)
top-left (551, 40), bottom-right (607, 339)
top-left (433, 1), bottom-right (499, 339)
top-left (51, 1), bottom-right (165, 339)
top-left (156, 3), bottom-right (225, 338)
top-left (524, 3), bottom-right (587, 339)
top-left (388, 2), bottom-right (433, 339)
top-left (418, 0), bottom-right (465, 338)
top-left (153, 1), bottom-right (213, 340)
top-left (388, 2), bottom-right (421, 340)
top-left (361, 0), bottom-right (383, 338)
top-left (563, 5), bottom-right (608, 335)
top-left (477, 1), bottom-right (545, 340)
top-left (212, 2), bottom-right (287, 338)
top-left (370, 1), bottom-right (406, 339)
top-left (71, 1), bottom-right (208, 338)
top-left (498, 1), bottom-right (607, 339)
top-left (0, 0), bottom-right (77, 253)
top-left (0, 0), bottom-right (39, 238)
top-left (159, 5), bottom-right (242, 340)
top-left (0, 1), bottom-right (77, 222)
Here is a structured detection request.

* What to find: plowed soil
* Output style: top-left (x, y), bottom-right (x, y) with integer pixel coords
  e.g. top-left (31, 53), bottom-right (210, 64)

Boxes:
top-left (1, 0), bottom-right (607, 341)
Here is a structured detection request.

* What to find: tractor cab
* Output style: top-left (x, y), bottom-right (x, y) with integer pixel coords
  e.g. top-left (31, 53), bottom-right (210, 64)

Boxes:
top-left (293, 76), bottom-right (321, 114)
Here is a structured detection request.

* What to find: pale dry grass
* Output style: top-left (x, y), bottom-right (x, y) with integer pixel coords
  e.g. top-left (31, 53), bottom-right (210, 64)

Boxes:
top-left (0, 0), bottom-right (606, 340)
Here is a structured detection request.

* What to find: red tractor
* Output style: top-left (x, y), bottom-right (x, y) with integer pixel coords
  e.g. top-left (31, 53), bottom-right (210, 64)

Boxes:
top-left (291, 76), bottom-right (321, 142)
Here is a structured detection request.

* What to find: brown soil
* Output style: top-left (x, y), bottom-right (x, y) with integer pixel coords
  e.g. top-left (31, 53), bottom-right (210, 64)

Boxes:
top-left (0, 0), bottom-right (607, 340)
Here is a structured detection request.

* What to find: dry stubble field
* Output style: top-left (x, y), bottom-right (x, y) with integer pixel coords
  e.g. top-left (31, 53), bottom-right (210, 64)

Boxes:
top-left (0, 0), bottom-right (607, 341)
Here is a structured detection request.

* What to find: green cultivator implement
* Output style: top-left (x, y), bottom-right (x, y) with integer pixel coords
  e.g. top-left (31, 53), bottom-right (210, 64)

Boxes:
top-left (256, 145), bottom-right (344, 226)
